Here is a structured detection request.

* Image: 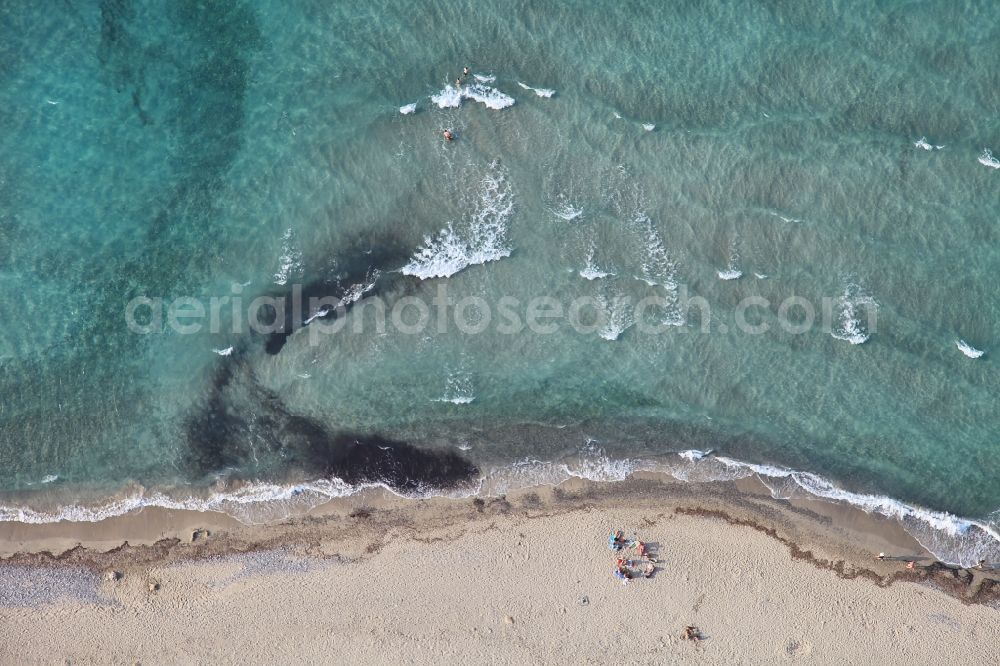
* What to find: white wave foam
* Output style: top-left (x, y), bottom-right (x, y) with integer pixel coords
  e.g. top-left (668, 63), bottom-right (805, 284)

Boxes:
top-left (302, 269), bottom-right (380, 325)
top-left (399, 103), bottom-right (417, 115)
top-left (956, 340), bottom-right (985, 359)
top-left (5, 448), bottom-right (997, 566)
top-left (273, 228), bottom-right (303, 286)
top-left (473, 73), bottom-right (495, 84)
top-left (704, 455), bottom-right (1000, 567)
top-left (0, 480), bottom-right (345, 525)
top-left (0, 476), bottom-right (487, 526)
top-left (978, 149), bottom-right (1000, 169)
top-left (754, 272), bottom-right (768, 279)
top-left (516, 81), bottom-right (555, 98)
top-left (678, 449), bottom-right (712, 461)
top-left (431, 83), bottom-right (515, 110)
top-left (433, 370), bottom-right (476, 405)
top-left (633, 215), bottom-right (677, 291)
top-left (579, 267), bottom-right (611, 280)
top-left (552, 202), bottom-right (583, 221)
top-left (913, 137), bottom-right (944, 151)
top-left (213, 346), bottom-right (234, 356)
top-left (40, 475), bottom-right (58, 484)
top-left (625, 214), bottom-right (683, 325)
top-left (482, 444), bottom-right (654, 496)
top-left (596, 293), bottom-right (634, 341)
top-left (340, 269), bottom-right (381, 305)
top-left (431, 85), bottom-right (463, 109)
top-left (770, 211), bottom-right (803, 223)
top-left (642, 123), bottom-right (655, 131)
top-left (831, 282), bottom-right (876, 345)
top-left (612, 111), bottom-right (622, 119)
top-left (463, 83), bottom-right (515, 109)
top-left (401, 163), bottom-right (514, 279)
top-left (718, 237), bottom-right (742, 282)
top-left (580, 244), bottom-right (612, 280)
top-left (402, 225), bottom-right (482, 279)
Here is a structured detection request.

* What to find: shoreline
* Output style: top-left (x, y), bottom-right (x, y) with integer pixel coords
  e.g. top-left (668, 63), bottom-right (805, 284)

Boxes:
top-left (3, 474), bottom-right (998, 605)
top-left (3, 450), bottom-right (997, 569)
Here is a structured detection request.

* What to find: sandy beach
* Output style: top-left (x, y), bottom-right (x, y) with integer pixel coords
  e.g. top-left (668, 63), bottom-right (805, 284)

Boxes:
top-left (1, 476), bottom-right (998, 664)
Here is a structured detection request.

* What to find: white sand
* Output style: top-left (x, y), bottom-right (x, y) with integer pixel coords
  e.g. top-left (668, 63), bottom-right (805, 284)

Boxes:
top-left (1, 481), bottom-right (997, 664)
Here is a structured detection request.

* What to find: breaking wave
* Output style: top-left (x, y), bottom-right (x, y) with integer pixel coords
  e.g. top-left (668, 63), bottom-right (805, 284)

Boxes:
top-left (914, 137), bottom-right (943, 151)
top-left (831, 281), bottom-right (876, 345)
top-left (977, 149), bottom-right (1000, 169)
top-left (401, 162), bottom-right (514, 279)
top-left (432, 83), bottom-right (515, 110)
top-left (430, 85), bottom-right (462, 109)
top-left (596, 291), bottom-right (634, 341)
top-left (956, 340), bottom-right (985, 359)
top-left (516, 81), bottom-right (555, 98)
top-left (633, 214), bottom-right (677, 291)
top-left (433, 369), bottom-right (476, 404)
top-left (552, 202), bottom-right (583, 221)
top-left (579, 243), bottom-right (612, 280)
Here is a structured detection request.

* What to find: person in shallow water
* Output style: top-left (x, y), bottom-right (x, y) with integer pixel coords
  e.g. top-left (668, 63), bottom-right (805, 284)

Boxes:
top-left (463, 66), bottom-right (470, 76)
top-left (442, 129), bottom-right (454, 142)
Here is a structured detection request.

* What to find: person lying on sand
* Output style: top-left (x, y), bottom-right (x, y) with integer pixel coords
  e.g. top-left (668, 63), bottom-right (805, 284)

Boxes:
top-left (634, 541), bottom-right (657, 562)
top-left (643, 561), bottom-right (655, 578)
top-left (608, 530), bottom-right (626, 551)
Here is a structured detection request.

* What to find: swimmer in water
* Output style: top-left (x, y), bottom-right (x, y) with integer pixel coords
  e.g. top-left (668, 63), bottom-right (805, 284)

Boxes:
top-left (443, 129), bottom-right (454, 142)
top-left (463, 66), bottom-right (470, 76)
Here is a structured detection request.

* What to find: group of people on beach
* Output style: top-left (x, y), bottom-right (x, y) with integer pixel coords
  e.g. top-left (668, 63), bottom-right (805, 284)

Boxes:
top-left (442, 66), bottom-right (472, 143)
top-left (608, 529), bottom-right (657, 583)
top-left (608, 529), bottom-right (705, 644)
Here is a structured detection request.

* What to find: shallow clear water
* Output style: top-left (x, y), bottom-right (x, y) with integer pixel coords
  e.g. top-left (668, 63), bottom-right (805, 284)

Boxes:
top-left (1, 1), bottom-right (998, 563)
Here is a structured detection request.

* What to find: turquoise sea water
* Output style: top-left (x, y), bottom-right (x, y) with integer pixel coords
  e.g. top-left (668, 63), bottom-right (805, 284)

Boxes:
top-left (1, 1), bottom-right (998, 564)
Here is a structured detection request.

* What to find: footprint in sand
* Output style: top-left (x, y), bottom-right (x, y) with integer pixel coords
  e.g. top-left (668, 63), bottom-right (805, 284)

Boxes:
top-left (785, 638), bottom-right (812, 659)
